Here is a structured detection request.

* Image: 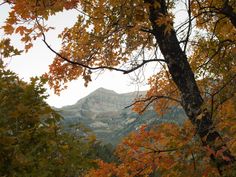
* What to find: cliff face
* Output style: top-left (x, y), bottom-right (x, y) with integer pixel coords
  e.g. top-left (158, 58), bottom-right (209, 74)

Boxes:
top-left (57, 88), bottom-right (186, 144)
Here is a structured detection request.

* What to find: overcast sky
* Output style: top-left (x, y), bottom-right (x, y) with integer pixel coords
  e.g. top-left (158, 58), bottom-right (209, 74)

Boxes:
top-left (1, 2), bottom-right (187, 108)
top-left (0, 4), bottom-right (152, 108)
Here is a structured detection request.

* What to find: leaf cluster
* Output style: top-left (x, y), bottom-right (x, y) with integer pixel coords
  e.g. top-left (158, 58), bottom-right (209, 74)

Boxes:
top-left (0, 66), bottom-right (97, 176)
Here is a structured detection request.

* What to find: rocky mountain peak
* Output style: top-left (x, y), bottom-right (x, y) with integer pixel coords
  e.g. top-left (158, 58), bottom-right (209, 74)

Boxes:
top-left (58, 88), bottom-right (186, 144)
top-left (92, 87), bottom-right (117, 95)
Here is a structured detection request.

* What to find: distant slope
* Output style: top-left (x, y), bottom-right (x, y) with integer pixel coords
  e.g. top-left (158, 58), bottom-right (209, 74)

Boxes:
top-left (56, 88), bottom-right (186, 144)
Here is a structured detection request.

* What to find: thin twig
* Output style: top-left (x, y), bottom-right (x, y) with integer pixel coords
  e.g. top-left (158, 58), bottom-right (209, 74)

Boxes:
top-left (125, 95), bottom-right (181, 110)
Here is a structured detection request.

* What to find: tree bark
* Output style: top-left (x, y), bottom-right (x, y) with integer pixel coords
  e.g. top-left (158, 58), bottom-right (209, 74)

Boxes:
top-left (221, 0), bottom-right (236, 28)
top-left (145, 0), bottom-right (235, 175)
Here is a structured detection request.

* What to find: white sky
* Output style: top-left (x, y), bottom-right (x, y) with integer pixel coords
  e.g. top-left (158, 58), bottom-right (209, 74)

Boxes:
top-left (0, 2), bottom-right (187, 108)
top-left (0, 4), bottom-right (152, 108)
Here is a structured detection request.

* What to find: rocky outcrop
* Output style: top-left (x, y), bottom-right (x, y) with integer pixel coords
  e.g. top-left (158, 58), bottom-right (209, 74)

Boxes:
top-left (57, 88), bottom-right (186, 144)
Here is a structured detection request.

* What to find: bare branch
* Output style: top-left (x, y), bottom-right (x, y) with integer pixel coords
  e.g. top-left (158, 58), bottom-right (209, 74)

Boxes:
top-left (37, 21), bottom-right (165, 74)
top-left (0, 0), bottom-right (10, 6)
top-left (124, 95), bottom-right (181, 113)
top-left (184, 0), bottom-right (192, 53)
top-left (209, 74), bottom-right (236, 118)
top-left (196, 39), bottom-right (235, 70)
top-left (212, 74), bottom-right (236, 97)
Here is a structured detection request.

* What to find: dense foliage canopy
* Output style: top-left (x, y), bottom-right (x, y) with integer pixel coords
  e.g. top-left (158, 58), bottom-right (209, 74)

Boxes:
top-left (1, 0), bottom-right (236, 176)
top-left (0, 65), bottom-right (100, 176)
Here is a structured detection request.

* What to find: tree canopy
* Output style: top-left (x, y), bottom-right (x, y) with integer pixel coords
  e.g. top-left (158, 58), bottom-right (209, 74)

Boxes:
top-left (1, 0), bottom-right (236, 176)
top-left (0, 64), bottom-right (100, 176)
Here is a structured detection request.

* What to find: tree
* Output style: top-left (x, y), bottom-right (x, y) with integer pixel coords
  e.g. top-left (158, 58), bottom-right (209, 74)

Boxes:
top-left (0, 65), bottom-right (97, 176)
top-left (86, 123), bottom-right (219, 177)
top-left (1, 0), bottom-right (236, 176)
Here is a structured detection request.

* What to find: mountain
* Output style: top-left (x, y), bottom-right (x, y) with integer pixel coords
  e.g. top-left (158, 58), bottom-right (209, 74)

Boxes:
top-left (56, 88), bottom-right (186, 144)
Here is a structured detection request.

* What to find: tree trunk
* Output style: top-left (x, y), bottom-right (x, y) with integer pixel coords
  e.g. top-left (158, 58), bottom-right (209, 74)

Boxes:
top-left (145, 0), bottom-right (235, 175)
top-left (221, 0), bottom-right (236, 28)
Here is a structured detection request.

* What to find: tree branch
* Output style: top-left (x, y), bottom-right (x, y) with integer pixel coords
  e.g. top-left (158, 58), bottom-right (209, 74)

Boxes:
top-left (40, 32), bottom-right (165, 74)
top-left (184, 0), bottom-right (192, 53)
top-left (212, 74), bottom-right (236, 97)
top-left (125, 95), bottom-right (181, 114)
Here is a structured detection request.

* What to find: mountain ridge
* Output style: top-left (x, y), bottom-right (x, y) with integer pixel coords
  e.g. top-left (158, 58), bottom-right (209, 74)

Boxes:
top-left (57, 87), bottom-right (186, 144)
top-left (60, 87), bottom-right (146, 110)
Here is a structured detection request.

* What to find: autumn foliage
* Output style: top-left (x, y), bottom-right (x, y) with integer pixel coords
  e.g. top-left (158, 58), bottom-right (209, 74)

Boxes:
top-left (1, 0), bottom-right (236, 176)
top-left (87, 120), bottom-right (235, 176)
